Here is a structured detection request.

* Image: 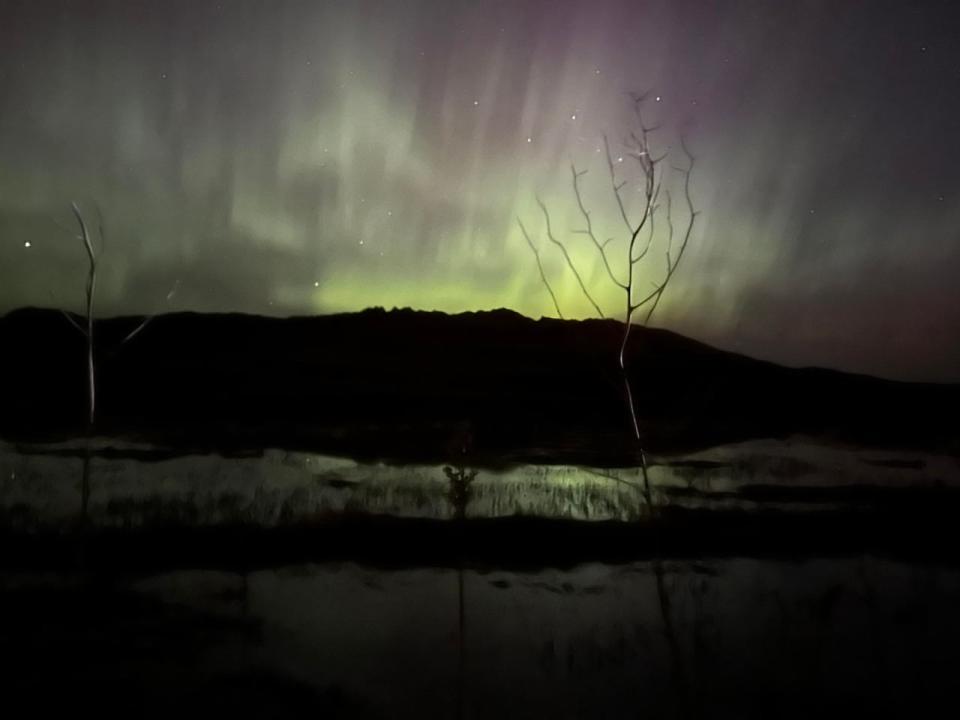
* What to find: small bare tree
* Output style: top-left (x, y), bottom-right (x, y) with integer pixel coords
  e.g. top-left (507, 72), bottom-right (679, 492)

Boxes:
top-left (57, 202), bottom-right (176, 427)
top-left (55, 202), bottom-right (177, 530)
top-left (520, 93), bottom-right (699, 505)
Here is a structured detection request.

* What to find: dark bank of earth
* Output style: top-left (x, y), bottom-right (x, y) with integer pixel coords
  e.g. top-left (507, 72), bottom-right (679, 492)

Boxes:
top-left (1, 306), bottom-right (957, 464)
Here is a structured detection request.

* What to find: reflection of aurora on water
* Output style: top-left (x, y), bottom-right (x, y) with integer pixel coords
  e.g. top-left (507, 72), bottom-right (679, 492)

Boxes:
top-left (3, 438), bottom-right (958, 530)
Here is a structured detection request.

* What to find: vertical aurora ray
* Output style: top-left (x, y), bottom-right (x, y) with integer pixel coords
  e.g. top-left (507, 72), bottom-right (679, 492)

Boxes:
top-left (0, 0), bottom-right (958, 379)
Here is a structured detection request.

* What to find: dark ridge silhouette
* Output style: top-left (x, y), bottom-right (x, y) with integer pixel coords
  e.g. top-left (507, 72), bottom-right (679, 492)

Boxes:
top-left (1, 306), bottom-right (957, 464)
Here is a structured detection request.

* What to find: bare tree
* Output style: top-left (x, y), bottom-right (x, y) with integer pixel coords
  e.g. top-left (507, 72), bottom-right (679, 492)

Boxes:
top-left (58, 202), bottom-right (176, 427)
top-left (520, 93), bottom-right (699, 505)
top-left (54, 202), bottom-right (177, 532)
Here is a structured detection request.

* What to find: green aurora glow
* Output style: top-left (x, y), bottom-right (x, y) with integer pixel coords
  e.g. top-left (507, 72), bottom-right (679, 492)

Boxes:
top-left (1, 1), bottom-right (959, 380)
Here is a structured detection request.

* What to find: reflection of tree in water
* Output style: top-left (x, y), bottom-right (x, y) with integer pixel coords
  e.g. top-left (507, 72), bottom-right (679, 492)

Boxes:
top-left (444, 422), bottom-right (476, 719)
top-left (443, 467), bottom-right (472, 717)
top-left (587, 466), bottom-right (708, 715)
top-left (652, 560), bottom-right (690, 714)
top-left (74, 448), bottom-right (92, 572)
top-left (655, 561), bottom-right (728, 718)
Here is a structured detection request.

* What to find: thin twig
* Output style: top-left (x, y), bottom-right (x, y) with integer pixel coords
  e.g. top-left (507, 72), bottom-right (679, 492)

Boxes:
top-left (603, 134), bottom-right (634, 236)
top-left (49, 290), bottom-right (87, 336)
top-left (59, 309), bottom-right (87, 336)
top-left (120, 315), bottom-right (155, 345)
top-left (95, 203), bottom-right (107, 258)
top-left (118, 279), bottom-right (179, 347)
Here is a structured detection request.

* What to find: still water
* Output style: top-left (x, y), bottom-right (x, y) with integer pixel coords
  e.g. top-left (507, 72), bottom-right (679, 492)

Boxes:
top-left (2, 438), bottom-right (958, 716)
top-left (3, 556), bottom-right (959, 717)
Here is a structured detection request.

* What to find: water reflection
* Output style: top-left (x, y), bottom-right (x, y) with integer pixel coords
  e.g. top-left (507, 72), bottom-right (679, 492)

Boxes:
top-left (3, 437), bottom-right (959, 715)
top-left (3, 438), bottom-right (958, 531)
top-left (443, 424), bottom-right (476, 719)
top-left (2, 556), bottom-right (957, 716)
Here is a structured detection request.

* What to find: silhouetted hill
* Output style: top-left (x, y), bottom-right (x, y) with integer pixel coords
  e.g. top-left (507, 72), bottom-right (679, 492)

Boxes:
top-left (0, 306), bottom-right (957, 464)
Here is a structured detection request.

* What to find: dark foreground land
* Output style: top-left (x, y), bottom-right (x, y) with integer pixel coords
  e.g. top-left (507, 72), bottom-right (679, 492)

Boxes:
top-left (2, 307), bottom-right (960, 717)
top-left (1, 306), bottom-right (958, 464)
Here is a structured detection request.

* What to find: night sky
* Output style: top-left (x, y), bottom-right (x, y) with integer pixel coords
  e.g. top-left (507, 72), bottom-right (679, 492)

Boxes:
top-left (1, 0), bottom-right (959, 381)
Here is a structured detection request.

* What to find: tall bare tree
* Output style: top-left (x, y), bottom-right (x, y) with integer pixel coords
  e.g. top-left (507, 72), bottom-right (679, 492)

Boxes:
top-left (58, 202), bottom-right (176, 427)
top-left (55, 202), bottom-right (177, 531)
top-left (520, 93), bottom-right (699, 504)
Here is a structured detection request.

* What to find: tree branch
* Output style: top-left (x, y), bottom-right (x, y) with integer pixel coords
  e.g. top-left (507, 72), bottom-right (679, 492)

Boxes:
top-left (117, 279), bottom-right (180, 347)
top-left (603, 135), bottom-right (634, 236)
top-left (642, 139), bottom-right (697, 325)
top-left (518, 219), bottom-right (563, 319)
top-left (94, 203), bottom-right (107, 257)
top-left (59, 309), bottom-right (87, 337)
top-left (537, 196), bottom-right (605, 318)
top-left (571, 164), bottom-right (627, 290)
top-left (119, 316), bottom-right (155, 346)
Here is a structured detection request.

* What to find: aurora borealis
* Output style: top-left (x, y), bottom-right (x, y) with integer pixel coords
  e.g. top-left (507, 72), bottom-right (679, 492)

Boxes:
top-left (1, 0), bottom-right (959, 381)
